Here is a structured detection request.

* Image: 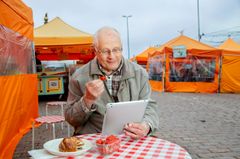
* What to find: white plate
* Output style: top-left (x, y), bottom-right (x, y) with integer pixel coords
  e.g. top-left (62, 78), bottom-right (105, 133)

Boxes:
top-left (43, 138), bottom-right (92, 156)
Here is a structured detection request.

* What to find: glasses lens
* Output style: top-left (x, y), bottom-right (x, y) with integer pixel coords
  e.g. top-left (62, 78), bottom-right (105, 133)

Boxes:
top-left (99, 47), bottom-right (122, 55)
top-left (112, 47), bottom-right (122, 53)
top-left (100, 48), bottom-right (110, 54)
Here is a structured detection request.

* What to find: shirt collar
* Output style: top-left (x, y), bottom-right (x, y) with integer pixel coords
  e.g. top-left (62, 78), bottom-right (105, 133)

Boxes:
top-left (97, 59), bottom-right (123, 76)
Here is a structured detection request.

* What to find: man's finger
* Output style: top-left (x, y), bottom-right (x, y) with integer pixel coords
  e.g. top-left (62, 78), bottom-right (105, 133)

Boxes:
top-left (124, 129), bottom-right (139, 139)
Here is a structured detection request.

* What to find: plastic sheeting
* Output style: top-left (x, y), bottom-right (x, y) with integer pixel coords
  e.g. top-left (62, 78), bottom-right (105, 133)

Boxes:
top-left (148, 54), bottom-right (164, 92)
top-left (0, 25), bottom-right (34, 75)
top-left (169, 56), bottom-right (215, 82)
top-left (165, 48), bottom-right (220, 93)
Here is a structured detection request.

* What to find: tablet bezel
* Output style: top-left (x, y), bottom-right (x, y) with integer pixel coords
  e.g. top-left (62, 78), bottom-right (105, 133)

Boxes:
top-left (102, 100), bottom-right (148, 135)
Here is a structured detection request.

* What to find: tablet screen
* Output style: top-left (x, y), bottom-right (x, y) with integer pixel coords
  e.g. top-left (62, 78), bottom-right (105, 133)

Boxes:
top-left (102, 100), bottom-right (148, 135)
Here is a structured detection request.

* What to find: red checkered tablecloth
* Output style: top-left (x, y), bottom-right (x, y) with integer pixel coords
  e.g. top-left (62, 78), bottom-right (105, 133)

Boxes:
top-left (77, 133), bottom-right (192, 159)
top-left (28, 133), bottom-right (192, 159)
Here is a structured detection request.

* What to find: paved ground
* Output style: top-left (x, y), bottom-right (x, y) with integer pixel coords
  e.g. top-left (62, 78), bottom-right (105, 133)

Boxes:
top-left (13, 92), bottom-right (240, 159)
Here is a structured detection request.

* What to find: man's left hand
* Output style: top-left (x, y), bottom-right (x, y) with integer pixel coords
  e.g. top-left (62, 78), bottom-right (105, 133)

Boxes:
top-left (123, 122), bottom-right (150, 140)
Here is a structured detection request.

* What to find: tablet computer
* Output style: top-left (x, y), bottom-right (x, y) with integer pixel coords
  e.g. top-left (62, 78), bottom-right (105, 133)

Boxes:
top-left (102, 100), bottom-right (148, 135)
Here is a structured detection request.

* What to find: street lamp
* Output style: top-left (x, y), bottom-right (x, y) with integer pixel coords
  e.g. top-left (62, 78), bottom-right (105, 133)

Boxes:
top-left (122, 15), bottom-right (132, 59)
top-left (197, 0), bottom-right (201, 41)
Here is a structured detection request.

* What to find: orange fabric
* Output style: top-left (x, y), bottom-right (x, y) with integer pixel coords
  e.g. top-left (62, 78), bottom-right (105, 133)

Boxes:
top-left (218, 38), bottom-right (240, 52)
top-left (134, 47), bottom-right (158, 63)
top-left (34, 17), bottom-right (93, 46)
top-left (153, 35), bottom-right (216, 56)
top-left (34, 17), bottom-right (94, 61)
top-left (219, 38), bottom-right (240, 93)
top-left (35, 44), bottom-right (94, 61)
top-left (0, 0), bottom-right (33, 40)
top-left (0, 74), bottom-right (39, 159)
top-left (220, 55), bottom-right (240, 93)
top-left (149, 80), bottom-right (163, 92)
top-left (148, 35), bottom-right (220, 93)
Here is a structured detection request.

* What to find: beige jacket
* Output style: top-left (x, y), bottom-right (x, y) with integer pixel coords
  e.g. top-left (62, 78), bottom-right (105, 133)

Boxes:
top-left (65, 58), bottom-right (159, 135)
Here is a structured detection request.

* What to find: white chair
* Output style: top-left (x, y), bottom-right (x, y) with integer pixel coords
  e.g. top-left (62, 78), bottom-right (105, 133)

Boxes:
top-left (32, 115), bottom-right (66, 149)
top-left (32, 101), bottom-right (70, 149)
top-left (45, 101), bottom-right (66, 129)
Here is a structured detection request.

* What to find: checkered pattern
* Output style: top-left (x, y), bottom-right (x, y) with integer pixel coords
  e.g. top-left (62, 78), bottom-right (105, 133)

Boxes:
top-left (35, 115), bottom-right (65, 124)
top-left (76, 133), bottom-right (192, 159)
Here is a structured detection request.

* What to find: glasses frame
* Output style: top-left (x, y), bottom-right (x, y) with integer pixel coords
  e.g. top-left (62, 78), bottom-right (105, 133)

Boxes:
top-left (96, 47), bottom-right (123, 55)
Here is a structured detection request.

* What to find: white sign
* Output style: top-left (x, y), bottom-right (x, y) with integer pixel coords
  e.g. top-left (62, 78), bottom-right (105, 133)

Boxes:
top-left (49, 80), bottom-right (59, 90)
top-left (173, 45), bottom-right (187, 58)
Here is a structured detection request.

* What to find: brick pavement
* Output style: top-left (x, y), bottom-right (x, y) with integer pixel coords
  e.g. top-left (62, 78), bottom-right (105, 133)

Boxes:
top-left (13, 92), bottom-right (240, 159)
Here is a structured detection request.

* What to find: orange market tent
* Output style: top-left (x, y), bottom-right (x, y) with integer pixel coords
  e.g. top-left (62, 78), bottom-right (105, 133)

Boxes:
top-left (133, 47), bottom-right (158, 65)
top-left (218, 38), bottom-right (240, 93)
top-left (148, 35), bottom-right (221, 93)
top-left (34, 17), bottom-right (94, 63)
top-left (0, 0), bottom-right (38, 158)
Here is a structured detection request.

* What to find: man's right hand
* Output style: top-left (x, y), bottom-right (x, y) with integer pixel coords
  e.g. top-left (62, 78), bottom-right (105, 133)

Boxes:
top-left (83, 79), bottom-right (105, 108)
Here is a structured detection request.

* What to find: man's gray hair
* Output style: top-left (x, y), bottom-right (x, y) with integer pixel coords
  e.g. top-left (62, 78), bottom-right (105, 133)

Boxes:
top-left (93, 26), bottom-right (121, 49)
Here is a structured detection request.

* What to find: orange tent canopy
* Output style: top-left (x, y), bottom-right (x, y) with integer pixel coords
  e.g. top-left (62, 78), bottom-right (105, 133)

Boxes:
top-left (218, 38), bottom-right (240, 53)
top-left (34, 17), bottom-right (94, 61)
top-left (0, 0), bottom-right (33, 40)
top-left (218, 38), bottom-right (240, 93)
top-left (34, 17), bottom-right (93, 46)
top-left (153, 35), bottom-right (216, 56)
top-left (133, 47), bottom-right (158, 64)
top-left (148, 35), bottom-right (220, 93)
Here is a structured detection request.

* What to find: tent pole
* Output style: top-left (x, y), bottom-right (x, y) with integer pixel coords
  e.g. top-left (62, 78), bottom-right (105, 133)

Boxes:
top-left (218, 52), bottom-right (223, 93)
top-left (163, 48), bottom-right (166, 93)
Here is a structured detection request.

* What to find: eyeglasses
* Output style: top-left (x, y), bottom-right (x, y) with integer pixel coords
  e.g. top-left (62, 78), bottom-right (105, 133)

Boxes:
top-left (97, 47), bottom-right (122, 55)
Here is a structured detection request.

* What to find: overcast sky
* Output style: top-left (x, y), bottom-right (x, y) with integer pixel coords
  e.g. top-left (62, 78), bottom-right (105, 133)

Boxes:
top-left (23, 0), bottom-right (240, 58)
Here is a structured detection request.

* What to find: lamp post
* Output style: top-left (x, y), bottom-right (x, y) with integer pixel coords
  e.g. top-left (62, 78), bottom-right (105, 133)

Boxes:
top-left (197, 0), bottom-right (201, 41)
top-left (122, 15), bottom-right (132, 59)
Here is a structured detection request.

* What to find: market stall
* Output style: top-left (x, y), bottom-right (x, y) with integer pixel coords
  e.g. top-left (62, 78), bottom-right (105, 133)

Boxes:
top-left (148, 35), bottom-right (221, 93)
top-left (133, 47), bottom-right (158, 68)
top-left (34, 17), bottom-right (94, 96)
top-left (218, 38), bottom-right (240, 93)
top-left (0, 0), bottom-right (38, 158)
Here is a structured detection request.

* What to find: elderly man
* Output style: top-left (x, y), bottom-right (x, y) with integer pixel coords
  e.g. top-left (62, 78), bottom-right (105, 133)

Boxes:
top-left (65, 26), bottom-right (159, 139)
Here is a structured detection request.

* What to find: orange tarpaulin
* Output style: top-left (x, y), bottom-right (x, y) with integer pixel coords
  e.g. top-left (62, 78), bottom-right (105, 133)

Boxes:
top-left (148, 35), bottom-right (221, 93)
top-left (0, 75), bottom-right (38, 159)
top-left (218, 38), bottom-right (240, 93)
top-left (34, 17), bottom-right (94, 62)
top-left (0, 0), bottom-right (33, 40)
top-left (0, 0), bottom-right (38, 158)
top-left (133, 47), bottom-right (158, 65)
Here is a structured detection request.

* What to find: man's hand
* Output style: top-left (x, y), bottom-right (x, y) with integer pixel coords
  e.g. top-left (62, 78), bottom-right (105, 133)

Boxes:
top-left (123, 122), bottom-right (150, 140)
top-left (83, 79), bottom-right (104, 108)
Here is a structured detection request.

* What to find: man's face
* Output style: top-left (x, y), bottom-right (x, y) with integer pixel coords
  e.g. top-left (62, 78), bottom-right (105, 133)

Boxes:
top-left (95, 31), bottom-right (123, 73)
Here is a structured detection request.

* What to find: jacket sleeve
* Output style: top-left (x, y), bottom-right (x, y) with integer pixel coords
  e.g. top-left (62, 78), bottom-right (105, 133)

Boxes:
top-left (139, 72), bottom-right (159, 134)
top-left (64, 76), bottom-right (92, 128)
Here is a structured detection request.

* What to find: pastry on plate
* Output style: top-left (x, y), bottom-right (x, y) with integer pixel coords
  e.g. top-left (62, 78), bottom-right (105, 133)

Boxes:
top-left (59, 137), bottom-right (84, 152)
